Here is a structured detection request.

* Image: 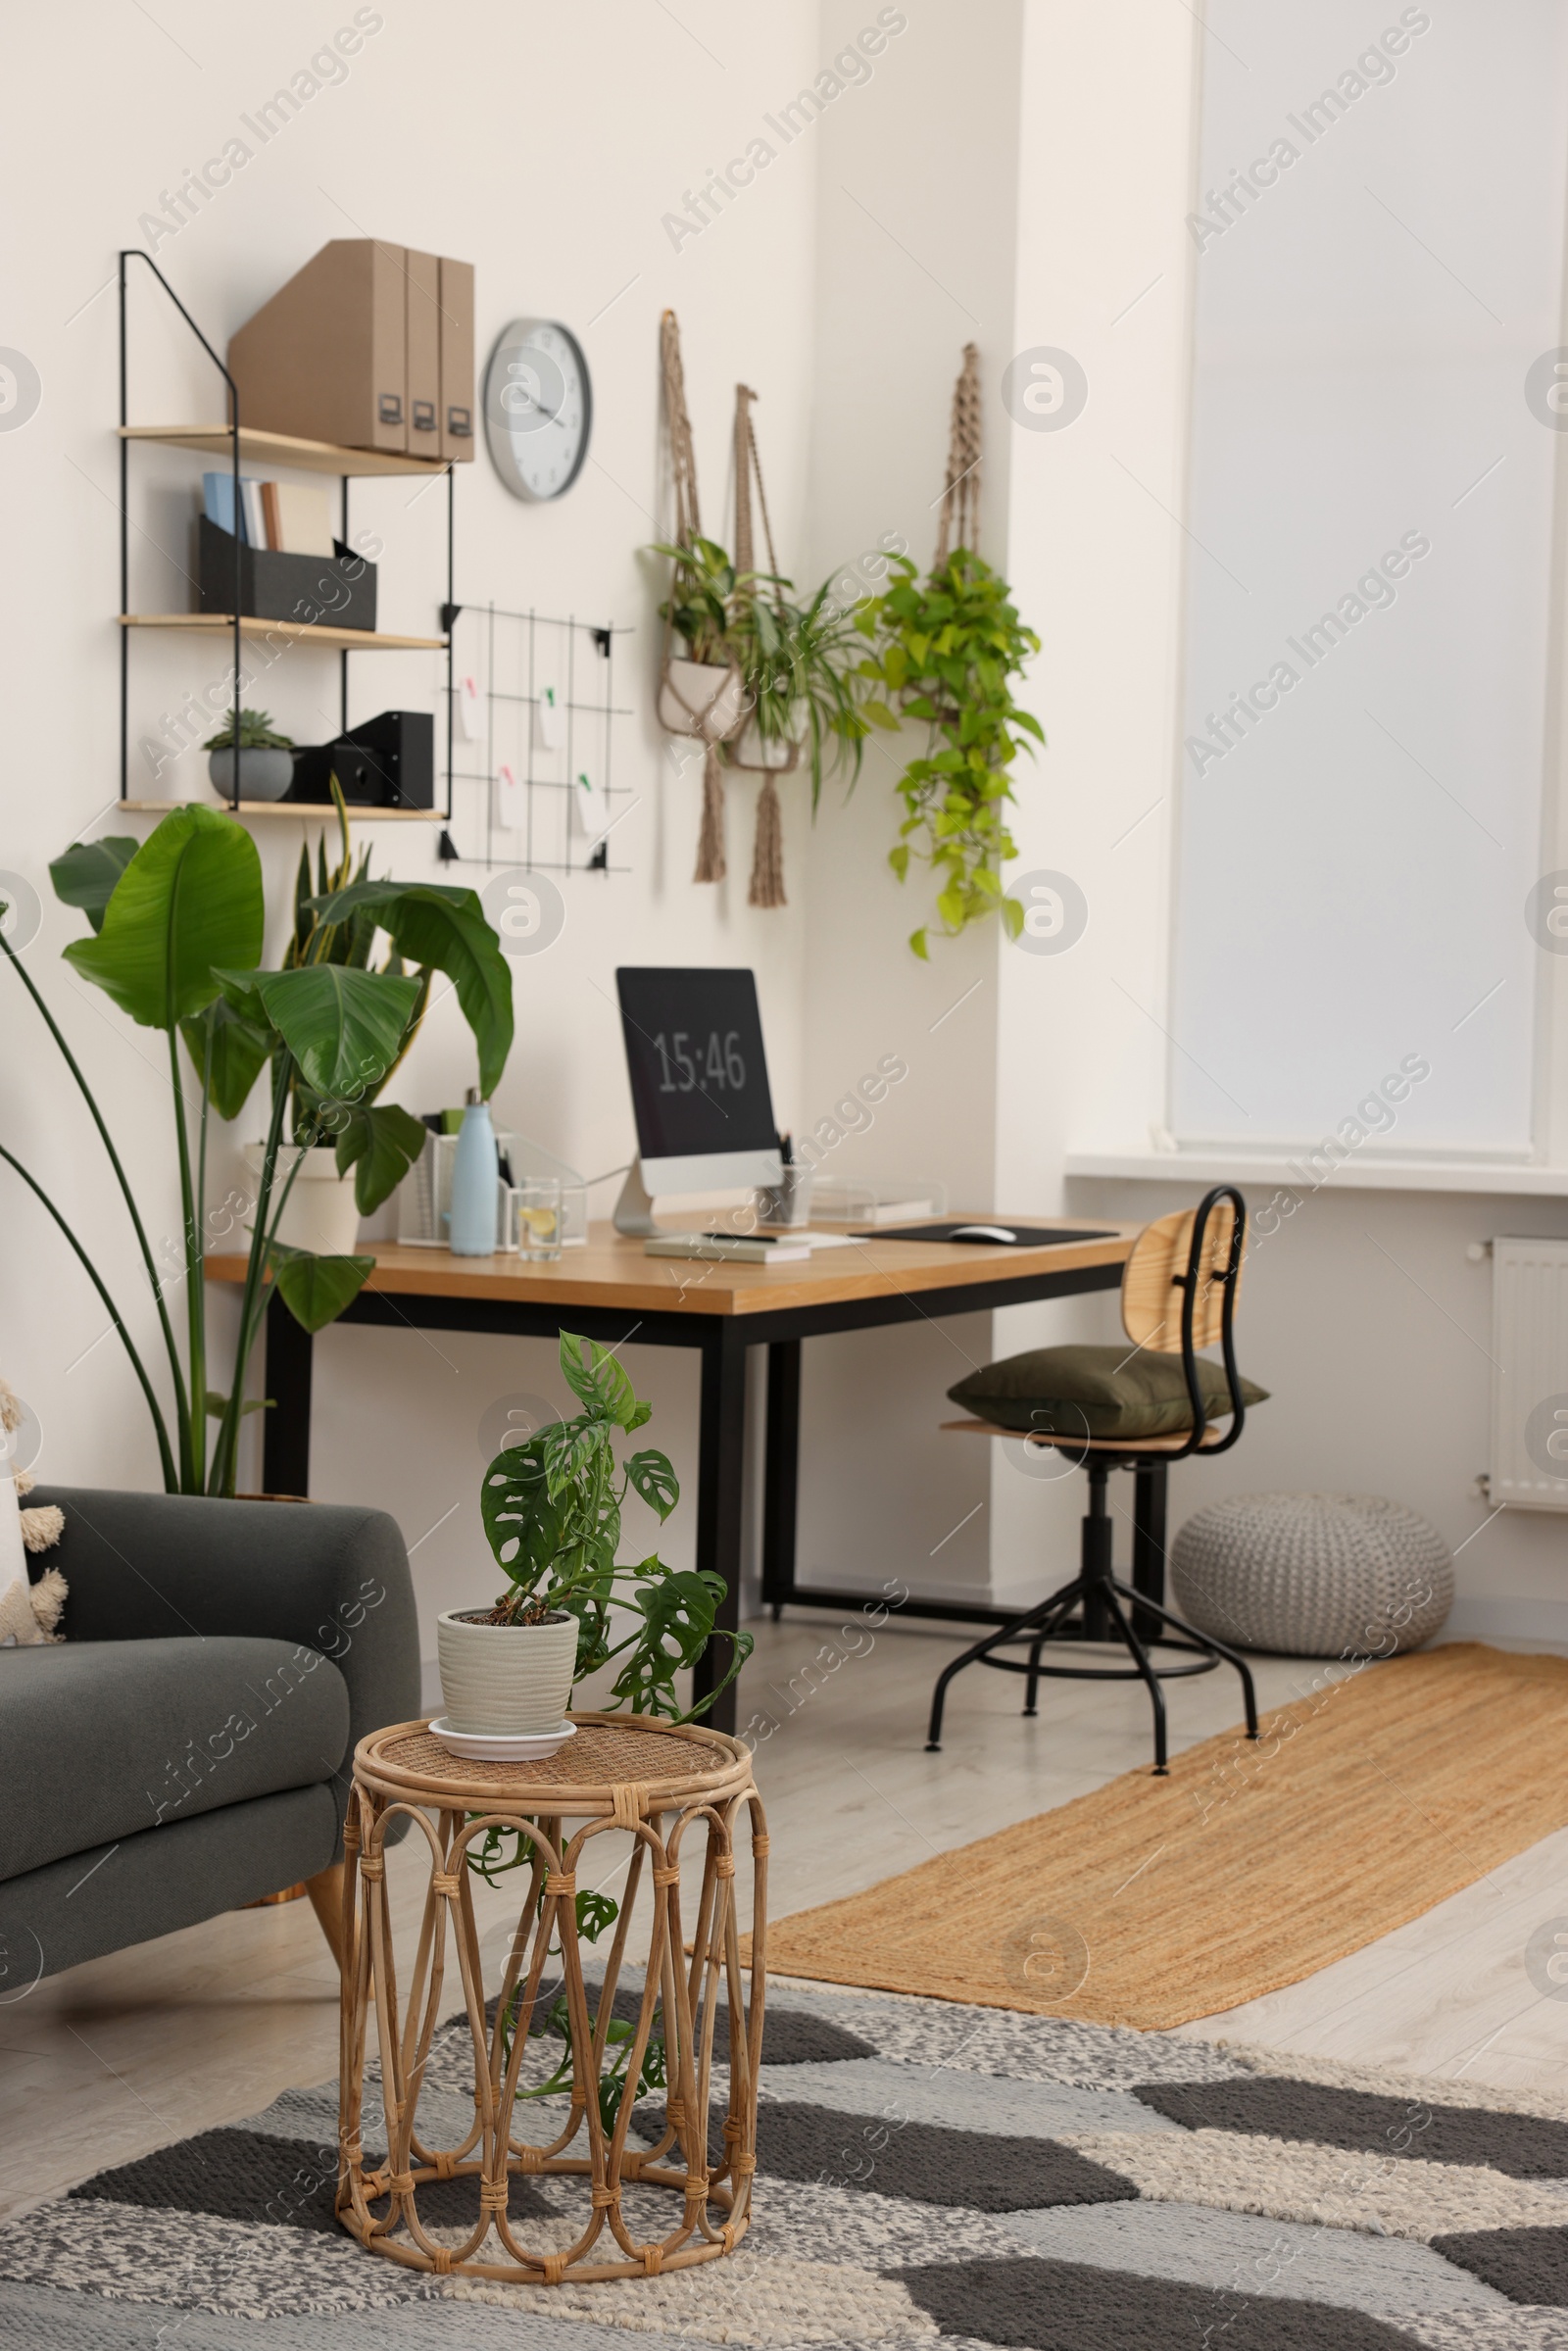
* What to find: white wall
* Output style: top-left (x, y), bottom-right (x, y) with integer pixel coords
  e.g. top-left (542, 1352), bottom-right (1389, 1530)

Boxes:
top-left (2, 0), bottom-right (830, 1662)
top-left (790, 0), bottom-right (1024, 1607)
top-left (986, 0), bottom-right (1568, 1648)
top-left (7, 0), bottom-right (1564, 1668)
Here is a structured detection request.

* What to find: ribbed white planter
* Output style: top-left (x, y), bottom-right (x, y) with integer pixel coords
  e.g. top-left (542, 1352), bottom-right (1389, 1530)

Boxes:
top-left (245, 1144), bottom-right (362, 1256)
top-left (436, 1607), bottom-right (577, 1734)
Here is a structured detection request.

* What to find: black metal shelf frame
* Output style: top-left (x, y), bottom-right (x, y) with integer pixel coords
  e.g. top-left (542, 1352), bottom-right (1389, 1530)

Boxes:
top-left (118, 248), bottom-right (457, 819)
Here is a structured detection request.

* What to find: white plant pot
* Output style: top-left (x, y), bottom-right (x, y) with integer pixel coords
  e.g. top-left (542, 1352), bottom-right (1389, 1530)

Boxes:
top-left (730, 716), bottom-right (799, 772)
top-left (659, 657), bottom-right (744, 742)
top-left (436, 1607), bottom-right (578, 1735)
top-left (244, 1144), bottom-right (363, 1256)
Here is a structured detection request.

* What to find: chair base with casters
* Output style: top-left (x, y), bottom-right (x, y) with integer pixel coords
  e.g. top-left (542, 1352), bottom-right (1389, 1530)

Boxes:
top-left (924, 1446), bottom-right (1259, 1773)
top-left (928, 1185), bottom-right (1265, 1776)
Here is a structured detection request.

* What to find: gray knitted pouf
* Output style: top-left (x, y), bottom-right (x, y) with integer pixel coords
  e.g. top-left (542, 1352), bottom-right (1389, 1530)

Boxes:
top-left (1169, 1493), bottom-right (1453, 1658)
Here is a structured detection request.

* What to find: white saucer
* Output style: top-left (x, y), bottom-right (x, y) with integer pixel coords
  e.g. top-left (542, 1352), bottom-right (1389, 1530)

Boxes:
top-left (428, 1717), bottom-right (577, 1762)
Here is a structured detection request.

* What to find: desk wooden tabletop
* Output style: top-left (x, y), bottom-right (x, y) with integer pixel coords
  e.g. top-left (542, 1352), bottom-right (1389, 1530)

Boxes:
top-left (205, 1216), bottom-right (1139, 1319)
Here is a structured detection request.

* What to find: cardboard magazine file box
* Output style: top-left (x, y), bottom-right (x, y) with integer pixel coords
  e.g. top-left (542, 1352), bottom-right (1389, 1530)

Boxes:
top-left (226, 238), bottom-right (475, 463)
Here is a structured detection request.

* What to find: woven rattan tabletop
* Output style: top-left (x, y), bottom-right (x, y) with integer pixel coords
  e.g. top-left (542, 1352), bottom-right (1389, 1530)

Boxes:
top-left (354, 1710), bottom-right (754, 1812)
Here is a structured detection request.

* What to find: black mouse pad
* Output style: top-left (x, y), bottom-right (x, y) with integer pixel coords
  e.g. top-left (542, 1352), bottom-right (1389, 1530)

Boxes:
top-left (876, 1222), bottom-right (1119, 1247)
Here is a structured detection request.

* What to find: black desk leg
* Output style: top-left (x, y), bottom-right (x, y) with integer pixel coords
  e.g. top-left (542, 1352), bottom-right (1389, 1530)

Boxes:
top-left (691, 1322), bottom-right (748, 1736)
top-left (1131, 1461), bottom-right (1168, 1642)
top-left (761, 1339), bottom-right (802, 1622)
top-left (263, 1292), bottom-right (315, 1498)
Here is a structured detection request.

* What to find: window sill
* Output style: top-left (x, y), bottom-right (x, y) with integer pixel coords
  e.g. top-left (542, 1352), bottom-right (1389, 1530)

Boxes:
top-left (1063, 1150), bottom-right (1568, 1198)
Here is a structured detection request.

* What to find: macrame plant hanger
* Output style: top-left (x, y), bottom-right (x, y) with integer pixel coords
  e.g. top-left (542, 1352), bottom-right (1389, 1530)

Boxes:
top-left (727, 381), bottom-right (793, 909)
top-left (657, 310), bottom-right (743, 885)
top-left (934, 340), bottom-right (983, 563)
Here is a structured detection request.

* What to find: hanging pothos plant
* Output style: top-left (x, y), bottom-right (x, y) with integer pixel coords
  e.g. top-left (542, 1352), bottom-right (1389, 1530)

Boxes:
top-left (855, 550), bottom-right (1043, 959)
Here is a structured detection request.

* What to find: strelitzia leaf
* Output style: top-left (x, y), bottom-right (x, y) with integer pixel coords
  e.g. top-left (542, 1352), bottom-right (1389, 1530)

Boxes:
top-left (65, 807), bottom-right (264, 1029)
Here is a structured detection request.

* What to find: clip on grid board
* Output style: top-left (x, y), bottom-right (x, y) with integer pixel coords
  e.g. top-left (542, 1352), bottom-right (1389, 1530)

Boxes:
top-left (446, 606), bottom-right (634, 873)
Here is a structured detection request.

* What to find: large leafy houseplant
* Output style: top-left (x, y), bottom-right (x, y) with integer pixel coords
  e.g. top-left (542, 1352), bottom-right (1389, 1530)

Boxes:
top-left (0, 794), bottom-right (514, 1495)
top-left (855, 549), bottom-right (1043, 958)
top-left (464, 1328), bottom-right (750, 2126)
top-left (476, 1328), bottom-right (751, 1719)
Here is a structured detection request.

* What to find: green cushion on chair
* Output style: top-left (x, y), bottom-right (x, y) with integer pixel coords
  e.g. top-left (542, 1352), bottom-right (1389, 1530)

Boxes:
top-left (948, 1344), bottom-right (1269, 1440)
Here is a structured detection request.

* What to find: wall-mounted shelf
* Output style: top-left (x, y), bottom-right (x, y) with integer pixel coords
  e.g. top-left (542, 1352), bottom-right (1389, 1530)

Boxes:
top-left (119, 612), bottom-right (447, 653)
top-left (118, 249), bottom-right (457, 822)
top-left (119, 422), bottom-right (448, 480)
top-left (122, 798), bottom-right (444, 822)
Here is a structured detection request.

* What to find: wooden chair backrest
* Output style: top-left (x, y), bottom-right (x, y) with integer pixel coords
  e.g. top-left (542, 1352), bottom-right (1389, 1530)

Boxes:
top-left (1121, 1199), bottom-right (1244, 1354)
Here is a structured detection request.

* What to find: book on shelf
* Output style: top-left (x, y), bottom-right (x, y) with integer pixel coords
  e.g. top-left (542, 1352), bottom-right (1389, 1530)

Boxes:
top-left (270, 479), bottom-right (334, 556)
top-left (201, 472), bottom-right (335, 557)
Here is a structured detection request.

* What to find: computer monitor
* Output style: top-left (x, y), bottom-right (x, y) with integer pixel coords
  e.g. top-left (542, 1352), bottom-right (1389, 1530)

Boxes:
top-left (613, 966), bottom-right (782, 1231)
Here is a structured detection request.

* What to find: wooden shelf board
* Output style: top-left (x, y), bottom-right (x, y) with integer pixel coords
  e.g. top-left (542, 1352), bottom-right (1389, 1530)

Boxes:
top-left (119, 613), bottom-right (446, 652)
top-left (121, 799), bottom-right (445, 822)
top-left (119, 423), bottom-right (451, 480)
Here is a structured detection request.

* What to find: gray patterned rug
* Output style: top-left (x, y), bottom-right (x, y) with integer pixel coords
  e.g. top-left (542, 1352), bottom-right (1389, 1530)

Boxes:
top-left (3, 1976), bottom-right (1568, 2348)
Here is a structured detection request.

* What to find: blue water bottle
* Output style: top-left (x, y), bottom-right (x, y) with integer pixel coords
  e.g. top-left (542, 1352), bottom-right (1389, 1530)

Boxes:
top-left (449, 1089), bottom-right (498, 1255)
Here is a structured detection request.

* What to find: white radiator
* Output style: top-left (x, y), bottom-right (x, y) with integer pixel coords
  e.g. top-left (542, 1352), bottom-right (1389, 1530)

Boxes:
top-left (1491, 1237), bottom-right (1568, 1509)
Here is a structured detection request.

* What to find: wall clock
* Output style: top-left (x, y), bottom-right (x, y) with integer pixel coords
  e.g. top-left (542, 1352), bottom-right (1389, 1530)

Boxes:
top-left (483, 318), bottom-right (592, 501)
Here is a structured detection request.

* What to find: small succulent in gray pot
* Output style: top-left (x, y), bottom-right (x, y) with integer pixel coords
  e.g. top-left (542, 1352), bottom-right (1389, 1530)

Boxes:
top-left (204, 708), bottom-right (295, 803)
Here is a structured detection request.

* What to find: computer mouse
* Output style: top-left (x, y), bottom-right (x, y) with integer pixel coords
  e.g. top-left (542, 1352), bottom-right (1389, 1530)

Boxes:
top-left (950, 1223), bottom-right (1017, 1244)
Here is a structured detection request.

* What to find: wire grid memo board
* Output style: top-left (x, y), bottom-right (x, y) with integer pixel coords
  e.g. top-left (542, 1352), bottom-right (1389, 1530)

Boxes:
top-left (447, 606), bottom-right (634, 873)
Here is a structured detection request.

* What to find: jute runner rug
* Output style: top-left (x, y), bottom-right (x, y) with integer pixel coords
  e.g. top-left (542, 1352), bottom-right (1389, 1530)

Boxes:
top-left (760, 1643), bottom-right (1568, 2031)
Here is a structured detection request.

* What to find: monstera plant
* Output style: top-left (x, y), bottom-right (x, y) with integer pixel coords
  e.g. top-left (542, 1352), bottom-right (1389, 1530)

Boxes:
top-left (0, 793), bottom-right (513, 1495)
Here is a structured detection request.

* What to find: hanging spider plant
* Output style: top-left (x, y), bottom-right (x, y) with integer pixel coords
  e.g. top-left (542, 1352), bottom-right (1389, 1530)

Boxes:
top-left (723, 573), bottom-right (872, 807)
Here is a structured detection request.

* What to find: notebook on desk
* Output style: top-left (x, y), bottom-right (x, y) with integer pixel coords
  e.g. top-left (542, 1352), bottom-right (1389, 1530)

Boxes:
top-left (643, 1229), bottom-right (858, 1263)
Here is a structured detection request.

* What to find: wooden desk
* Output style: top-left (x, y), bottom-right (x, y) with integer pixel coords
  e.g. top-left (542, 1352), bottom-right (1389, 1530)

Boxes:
top-left (208, 1217), bottom-right (1139, 1732)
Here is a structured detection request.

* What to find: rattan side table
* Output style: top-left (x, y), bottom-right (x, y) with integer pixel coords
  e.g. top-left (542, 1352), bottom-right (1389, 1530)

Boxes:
top-left (334, 1710), bottom-right (767, 2285)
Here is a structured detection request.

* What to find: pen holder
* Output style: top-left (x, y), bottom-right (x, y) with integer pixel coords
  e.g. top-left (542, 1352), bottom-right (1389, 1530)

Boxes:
top-left (756, 1166), bottom-right (812, 1228)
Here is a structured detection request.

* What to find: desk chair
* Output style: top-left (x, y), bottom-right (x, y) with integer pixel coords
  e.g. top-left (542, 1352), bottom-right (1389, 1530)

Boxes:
top-left (927, 1186), bottom-right (1263, 1775)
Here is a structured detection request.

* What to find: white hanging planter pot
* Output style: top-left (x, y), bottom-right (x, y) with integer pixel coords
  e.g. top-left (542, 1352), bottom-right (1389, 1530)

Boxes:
top-left (244, 1144), bottom-right (363, 1257)
top-left (436, 1606), bottom-right (578, 1734)
top-left (659, 657), bottom-right (744, 742)
top-left (728, 717), bottom-right (801, 773)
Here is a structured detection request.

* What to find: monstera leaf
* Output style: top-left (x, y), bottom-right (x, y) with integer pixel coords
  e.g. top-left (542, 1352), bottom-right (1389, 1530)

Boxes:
top-left (560, 1330), bottom-right (640, 1430)
top-left (481, 1435), bottom-right (571, 1587)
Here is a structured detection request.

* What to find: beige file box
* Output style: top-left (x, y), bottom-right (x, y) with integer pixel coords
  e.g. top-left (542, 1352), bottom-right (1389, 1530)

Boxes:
top-left (405, 248), bottom-right (442, 453)
top-left (227, 239), bottom-right (411, 456)
top-left (438, 257), bottom-right (475, 463)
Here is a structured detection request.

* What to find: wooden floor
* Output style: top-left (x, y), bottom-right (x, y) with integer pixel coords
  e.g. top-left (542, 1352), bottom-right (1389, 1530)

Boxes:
top-left (3, 1615), bottom-right (1565, 2219)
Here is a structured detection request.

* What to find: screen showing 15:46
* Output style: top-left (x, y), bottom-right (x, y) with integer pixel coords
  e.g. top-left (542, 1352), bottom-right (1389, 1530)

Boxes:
top-left (615, 967), bottom-right (779, 1160)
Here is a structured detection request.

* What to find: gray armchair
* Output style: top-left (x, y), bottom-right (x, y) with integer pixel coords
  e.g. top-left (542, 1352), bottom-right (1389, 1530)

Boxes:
top-left (0, 1488), bottom-right (419, 1985)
